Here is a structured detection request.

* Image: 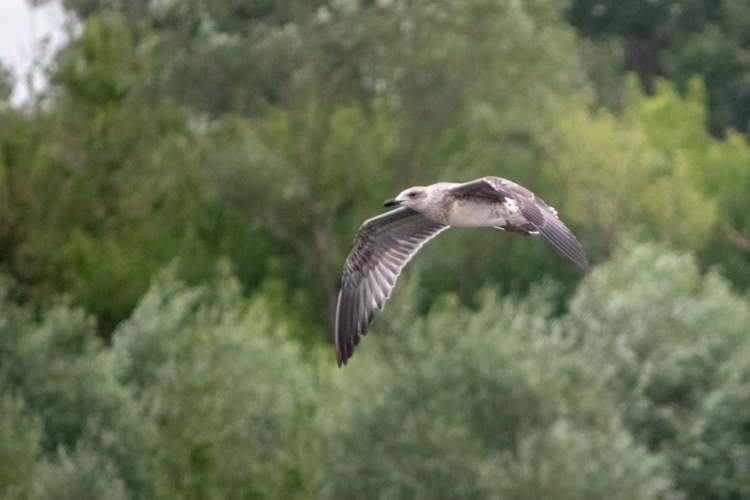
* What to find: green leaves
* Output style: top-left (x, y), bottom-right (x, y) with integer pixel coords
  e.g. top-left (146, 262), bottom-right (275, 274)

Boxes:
top-left (113, 267), bottom-right (322, 499)
top-left (0, 391), bottom-right (41, 499)
top-left (566, 241), bottom-right (750, 498)
top-left (2, 241), bottom-right (750, 498)
top-left (544, 73), bottom-right (750, 291)
top-left (570, 0), bottom-right (750, 134)
top-left (321, 251), bottom-right (677, 499)
top-left (3, 2), bottom-right (750, 497)
top-left (55, 14), bottom-right (139, 105)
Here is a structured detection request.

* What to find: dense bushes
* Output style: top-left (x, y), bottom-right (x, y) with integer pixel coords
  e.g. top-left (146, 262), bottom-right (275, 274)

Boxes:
top-left (2, 243), bottom-right (749, 498)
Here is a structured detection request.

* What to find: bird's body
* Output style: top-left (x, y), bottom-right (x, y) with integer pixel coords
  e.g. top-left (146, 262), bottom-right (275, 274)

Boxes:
top-left (448, 196), bottom-right (524, 227)
top-left (334, 176), bottom-right (590, 367)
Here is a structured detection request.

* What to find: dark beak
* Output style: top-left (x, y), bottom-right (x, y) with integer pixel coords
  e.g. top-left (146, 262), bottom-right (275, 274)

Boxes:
top-left (383, 198), bottom-right (401, 207)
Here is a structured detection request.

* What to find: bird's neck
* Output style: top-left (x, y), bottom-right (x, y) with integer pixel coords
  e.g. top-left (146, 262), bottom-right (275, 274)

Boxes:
top-left (419, 187), bottom-right (455, 224)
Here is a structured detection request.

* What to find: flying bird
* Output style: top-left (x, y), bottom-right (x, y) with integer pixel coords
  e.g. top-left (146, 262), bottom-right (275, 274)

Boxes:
top-left (335, 176), bottom-right (590, 366)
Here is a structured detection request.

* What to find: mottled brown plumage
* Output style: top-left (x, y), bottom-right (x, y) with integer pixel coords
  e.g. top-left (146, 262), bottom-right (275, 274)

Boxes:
top-left (335, 176), bottom-right (590, 367)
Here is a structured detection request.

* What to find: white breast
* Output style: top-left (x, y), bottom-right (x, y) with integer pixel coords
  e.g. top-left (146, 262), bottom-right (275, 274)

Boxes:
top-left (447, 199), bottom-right (522, 227)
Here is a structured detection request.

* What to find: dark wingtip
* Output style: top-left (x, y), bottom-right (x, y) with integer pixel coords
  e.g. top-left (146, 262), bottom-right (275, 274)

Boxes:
top-left (335, 341), bottom-right (346, 368)
top-left (570, 253), bottom-right (592, 274)
top-left (574, 250), bottom-right (592, 274)
top-left (336, 349), bottom-right (343, 368)
top-left (572, 252), bottom-right (592, 274)
top-left (335, 333), bottom-right (350, 367)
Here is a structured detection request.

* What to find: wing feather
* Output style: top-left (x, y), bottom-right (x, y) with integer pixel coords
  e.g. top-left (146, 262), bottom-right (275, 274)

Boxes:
top-left (335, 207), bottom-right (448, 366)
top-left (452, 177), bottom-right (591, 273)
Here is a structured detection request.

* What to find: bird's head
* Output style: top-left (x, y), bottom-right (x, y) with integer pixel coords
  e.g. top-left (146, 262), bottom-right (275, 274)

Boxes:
top-left (384, 186), bottom-right (431, 211)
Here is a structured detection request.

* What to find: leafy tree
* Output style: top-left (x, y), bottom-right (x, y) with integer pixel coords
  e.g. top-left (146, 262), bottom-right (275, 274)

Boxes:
top-left (568, 0), bottom-right (750, 135)
top-left (545, 74), bottom-right (750, 290)
top-left (567, 241), bottom-right (750, 498)
top-left (5, 1), bottom-right (750, 498)
top-left (0, 14), bottom-right (222, 332)
top-left (628, 76), bottom-right (750, 286)
top-left (545, 82), bottom-right (715, 256)
top-left (568, 0), bottom-right (691, 92)
top-left (113, 266), bottom-right (323, 499)
top-left (3, 237), bottom-right (750, 499)
top-left (322, 276), bottom-right (673, 499)
top-left (0, 390), bottom-right (40, 499)
top-left (31, 446), bottom-right (129, 500)
top-left (662, 0), bottom-right (750, 135)
top-left (43, 0), bottom-right (594, 339)
top-left (676, 335), bottom-right (750, 499)
top-left (0, 275), bottom-right (155, 498)
top-left (320, 240), bottom-right (750, 499)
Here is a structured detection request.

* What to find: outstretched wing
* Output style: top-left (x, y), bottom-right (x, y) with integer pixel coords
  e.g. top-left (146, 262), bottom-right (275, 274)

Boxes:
top-left (451, 177), bottom-right (591, 273)
top-left (335, 207), bottom-right (448, 367)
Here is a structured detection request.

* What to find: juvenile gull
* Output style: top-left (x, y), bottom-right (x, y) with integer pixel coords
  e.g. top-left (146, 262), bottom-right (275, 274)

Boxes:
top-left (335, 176), bottom-right (590, 367)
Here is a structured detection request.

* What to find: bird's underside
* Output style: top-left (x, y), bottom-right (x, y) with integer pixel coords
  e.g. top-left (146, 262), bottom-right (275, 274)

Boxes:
top-left (334, 176), bottom-right (590, 367)
top-left (500, 224), bottom-right (537, 236)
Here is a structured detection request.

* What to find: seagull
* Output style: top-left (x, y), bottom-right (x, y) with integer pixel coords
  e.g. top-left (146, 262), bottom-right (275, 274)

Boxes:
top-left (335, 176), bottom-right (590, 366)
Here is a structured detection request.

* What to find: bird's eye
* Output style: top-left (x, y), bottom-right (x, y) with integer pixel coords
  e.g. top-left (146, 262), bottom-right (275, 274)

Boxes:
top-left (409, 192), bottom-right (418, 198)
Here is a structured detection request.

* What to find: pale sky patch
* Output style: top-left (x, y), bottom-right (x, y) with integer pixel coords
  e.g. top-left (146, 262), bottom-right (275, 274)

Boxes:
top-left (0, 0), bottom-right (69, 104)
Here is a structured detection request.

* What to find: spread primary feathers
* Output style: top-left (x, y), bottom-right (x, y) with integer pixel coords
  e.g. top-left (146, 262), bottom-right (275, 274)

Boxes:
top-left (335, 176), bottom-right (590, 367)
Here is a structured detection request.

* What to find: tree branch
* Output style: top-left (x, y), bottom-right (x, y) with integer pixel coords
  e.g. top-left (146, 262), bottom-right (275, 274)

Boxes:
top-left (725, 222), bottom-right (750, 251)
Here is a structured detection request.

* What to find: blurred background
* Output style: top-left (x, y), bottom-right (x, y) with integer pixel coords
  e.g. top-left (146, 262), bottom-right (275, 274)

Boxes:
top-left (1, 0), bottom-right (750, 498)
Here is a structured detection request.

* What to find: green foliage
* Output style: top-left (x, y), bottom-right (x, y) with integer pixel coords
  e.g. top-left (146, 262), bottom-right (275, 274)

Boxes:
top-left (545, 98), bottom-right (655, 252)
top-left (569, 242), bottom-right (750, 444)
top-left (641, 152), bottom-right (717, 250)
top-left (0, 268), bottom-right (324, 499)
top-left (547, 76), bottom-right (721, 253)
top-left (3, 235), bottom-right (750, 499)
top-left (567, 0), bottom-right (674, 38)
top-left (569, 0), bottom-right (750, 135)
top-left (4, 2), bottom-right (586, 336)
top-left (0, 60), bottom-right (13, 103)
top-left (32, 446), bottom-right (129, 500)
top-left (167, 0), bottom-right (589, 336)
top-left (0, 14), bottom-right (222, 331)
top-left (201, 104), bottom-right (401, 335)
top-left (662, 0), bottom-right (750, 134)
top-left (0, 281), bottom-right (123, 453)
top-left (485, 421), bottom-right (669, 500)
top-left (55, 13), bottom-right (139, 104)
top-left (5, 1), bottom-right (750, 498)
top-left (628, 77), bottom-right (750, 285)
top-left (321, 276), bottom-right (672, 499)
top-left (677, 338), bottom-right (750, 499)
top-left (0, 276), bottom-right (155, 498)
top-left (113, 266), bottom-right (323, 499)
top-left (546, 74), bottom-right (750, 290)
top-left (11, 0), bottom-right (748, 342)
top-left (0, 390), bottom-right (40, 499)
top-left (567, 241), bottom-right (750, 498)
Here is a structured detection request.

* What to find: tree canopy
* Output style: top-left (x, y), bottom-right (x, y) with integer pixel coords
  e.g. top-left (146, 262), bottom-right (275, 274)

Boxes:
top-left (2, 0), bottom-right (750, 498)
